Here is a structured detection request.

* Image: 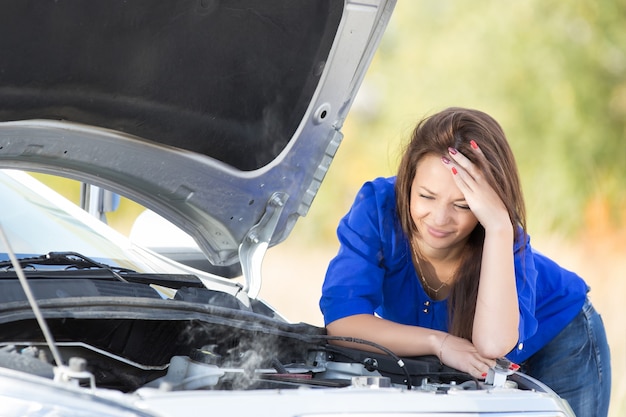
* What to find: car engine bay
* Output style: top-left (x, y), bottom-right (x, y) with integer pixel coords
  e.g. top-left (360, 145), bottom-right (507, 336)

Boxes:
top-left (0, 252), bottom-right (550, 399)
top-left (0, 288), bottom-right (535, 395)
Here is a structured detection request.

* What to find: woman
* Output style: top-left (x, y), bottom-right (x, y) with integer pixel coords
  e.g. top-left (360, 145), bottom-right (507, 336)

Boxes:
top-left (320, 107), bottom-right (611, 417)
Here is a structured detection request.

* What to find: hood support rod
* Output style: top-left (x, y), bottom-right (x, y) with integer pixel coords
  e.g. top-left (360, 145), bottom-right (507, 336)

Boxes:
top-left (0, 223), bottom-right (65, 368)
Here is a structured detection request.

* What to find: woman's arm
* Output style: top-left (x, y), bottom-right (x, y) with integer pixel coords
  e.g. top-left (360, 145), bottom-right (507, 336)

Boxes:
top-left (473, 225), bottom-right (519, 357)
top-left (327, 314), bottom-right (496, 379)
top-left (446, 145), bottom-right (519, 357)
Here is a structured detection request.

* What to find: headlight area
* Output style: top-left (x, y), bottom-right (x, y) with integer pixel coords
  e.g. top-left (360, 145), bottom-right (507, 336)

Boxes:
top-left (0, 368), bottom-right (157, 417)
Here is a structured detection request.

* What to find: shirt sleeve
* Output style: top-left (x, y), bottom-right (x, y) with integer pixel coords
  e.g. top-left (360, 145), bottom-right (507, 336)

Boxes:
top-left (512, 231), bottom-right (539, 351)
top-left (319, 178), bottom-right (394, 326)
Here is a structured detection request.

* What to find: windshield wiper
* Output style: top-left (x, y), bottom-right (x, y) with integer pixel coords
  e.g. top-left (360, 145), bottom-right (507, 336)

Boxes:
top-left (0, 251), bottom-right (135, 281)
top-left (0, 252), bottom-right (208, 288)
top-left (0, 225), bottom-right (66, 370)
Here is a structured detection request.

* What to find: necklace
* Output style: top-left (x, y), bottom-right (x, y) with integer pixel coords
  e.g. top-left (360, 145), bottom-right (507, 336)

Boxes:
top-left (411, 243), bottom-right (454, 297)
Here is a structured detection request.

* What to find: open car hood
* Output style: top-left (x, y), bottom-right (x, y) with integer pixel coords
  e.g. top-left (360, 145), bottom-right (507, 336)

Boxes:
top-left (0, 0), bottom-right (395, 288)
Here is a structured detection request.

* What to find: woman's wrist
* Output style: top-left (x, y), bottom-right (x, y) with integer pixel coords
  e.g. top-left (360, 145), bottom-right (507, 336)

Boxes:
top-left (485, 211), bottom-right (513, 229)
top-left (438, 334), bottom-right (450, 364)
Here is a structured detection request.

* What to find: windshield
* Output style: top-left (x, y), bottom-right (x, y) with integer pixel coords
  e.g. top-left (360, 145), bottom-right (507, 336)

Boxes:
top-left (0, 170), bottom-right (154, 272)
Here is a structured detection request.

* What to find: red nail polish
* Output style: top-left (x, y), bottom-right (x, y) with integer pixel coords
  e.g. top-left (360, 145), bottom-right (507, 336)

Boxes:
top-left (509, 363), bottom-right (520, 371)
top-left (451, 167), bottom-right (458, 175)
top-left (448, 147), bottom-right (457, 155)
top-left (481, 372), bottom-right (487, 378)
top-left (441, 156), bottom-right (450, 164)
top-left (470, 140), bottom-right (479, 150)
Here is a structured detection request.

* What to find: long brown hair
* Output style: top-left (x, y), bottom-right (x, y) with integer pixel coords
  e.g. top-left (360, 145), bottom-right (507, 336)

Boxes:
top-left (395, 107), bottom-right (526, 341)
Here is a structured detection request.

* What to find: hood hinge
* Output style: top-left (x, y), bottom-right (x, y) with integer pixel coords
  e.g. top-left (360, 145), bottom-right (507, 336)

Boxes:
top-left (239, 192), bottom-right (288, 300)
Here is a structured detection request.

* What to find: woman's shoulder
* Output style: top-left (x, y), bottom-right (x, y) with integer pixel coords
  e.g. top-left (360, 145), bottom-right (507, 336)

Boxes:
top-left (349, 177), bottom-right (396, 223)
top-left (523, 234), bottom-right (588, 287)
top-left (351, 176), bottom-right (397, 213)
top-left (344, 177), bottom-right (407, 267)
top-left (369, 176), bottom-right (396, 187)
top-left (359, 176), bottom-right (396, 199)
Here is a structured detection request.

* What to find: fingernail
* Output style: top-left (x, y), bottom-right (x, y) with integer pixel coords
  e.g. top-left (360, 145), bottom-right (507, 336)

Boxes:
top-left (481, 372), bottom-right (487, 378)
top-left (448, 147), bottom-right (457, 155)
top-left (470, 140), bottom-right (479, 150)
top-left (509, 363), bottom-right (520, 371)
top-left (451, 167), bottom-right (458, 175)
top-left (441, 156), bottom-right (450, 164)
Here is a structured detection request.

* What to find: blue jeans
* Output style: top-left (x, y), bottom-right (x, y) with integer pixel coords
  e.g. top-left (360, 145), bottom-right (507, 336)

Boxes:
top-left (521, 298), bottom-right (611, 417)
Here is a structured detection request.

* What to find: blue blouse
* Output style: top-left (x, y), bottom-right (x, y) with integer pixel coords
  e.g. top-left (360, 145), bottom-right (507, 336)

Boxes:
top-left (319, 177), bottom-right (589, 363)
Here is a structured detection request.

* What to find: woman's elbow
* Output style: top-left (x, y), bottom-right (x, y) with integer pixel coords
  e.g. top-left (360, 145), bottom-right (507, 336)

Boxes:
top-left (325, 320), bottom-right (345, 337)
top-left (473, 335), bottom-right (517, 359)
top-left (325, 314), bottom-right (371, 337)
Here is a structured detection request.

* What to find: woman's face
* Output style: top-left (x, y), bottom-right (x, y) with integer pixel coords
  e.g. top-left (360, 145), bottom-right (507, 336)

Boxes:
top-left (410, 153), bottom-right (479, 255)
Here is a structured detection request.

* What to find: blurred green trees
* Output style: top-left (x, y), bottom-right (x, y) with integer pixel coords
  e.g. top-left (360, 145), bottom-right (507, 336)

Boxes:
top-left (296, 0), bottom-right (626, 244)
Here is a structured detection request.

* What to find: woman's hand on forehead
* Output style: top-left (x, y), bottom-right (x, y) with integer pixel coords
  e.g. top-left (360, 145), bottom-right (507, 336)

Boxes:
top-left (442, 141), bottom-right (511, 231)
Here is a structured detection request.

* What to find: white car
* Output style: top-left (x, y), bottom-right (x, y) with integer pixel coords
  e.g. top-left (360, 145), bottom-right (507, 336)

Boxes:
top-left (0, 1), bottom-right (574, 416)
